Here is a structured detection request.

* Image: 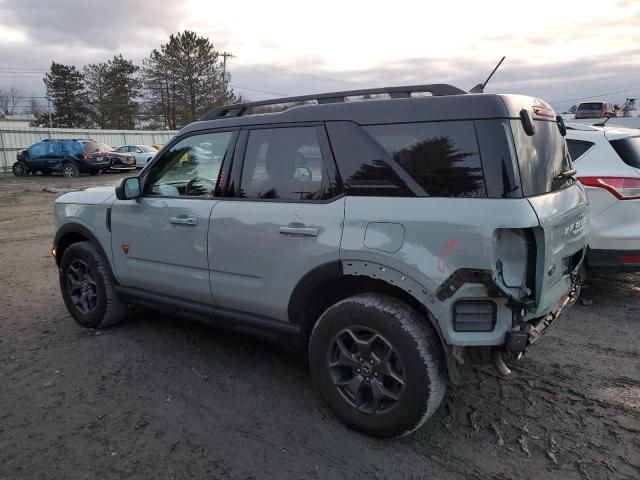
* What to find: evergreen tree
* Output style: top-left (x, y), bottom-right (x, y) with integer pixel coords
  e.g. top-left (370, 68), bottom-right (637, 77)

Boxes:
top-left (85, 55), bottom-right (141, 129)
top-left (32, 62), bottom-right (91, 128)
top-left (142, 30), bottom-right (239, 129)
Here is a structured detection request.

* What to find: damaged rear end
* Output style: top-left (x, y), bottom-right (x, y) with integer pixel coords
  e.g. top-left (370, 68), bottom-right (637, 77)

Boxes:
top-left (487, 97), bottom-right (588, 373)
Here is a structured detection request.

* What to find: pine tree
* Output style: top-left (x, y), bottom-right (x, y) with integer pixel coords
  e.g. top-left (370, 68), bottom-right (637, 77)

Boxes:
top-left (85, 55), bottom-right (141, 129)
top-left (32, 62), bottom-right (91, 128)
top-left (142, 30), bottom-right (239, 129)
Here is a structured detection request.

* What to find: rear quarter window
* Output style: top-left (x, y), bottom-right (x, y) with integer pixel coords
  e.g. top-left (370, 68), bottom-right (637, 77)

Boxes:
top-left (566, 140), bottom-right (594, 162)
top-left (609, 136), bottom-right (640, 169)
top-left (364, 121), bottom-right (486, 198)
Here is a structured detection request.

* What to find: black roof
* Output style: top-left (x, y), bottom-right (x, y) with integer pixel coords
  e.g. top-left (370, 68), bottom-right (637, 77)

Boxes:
top-left (181, 85), bottom-right (548, 136)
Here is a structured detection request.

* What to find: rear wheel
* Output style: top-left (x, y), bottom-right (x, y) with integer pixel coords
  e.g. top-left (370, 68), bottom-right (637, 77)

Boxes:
top-left (12, 162), bottom-right (28, 177)
top-left (309, 294), bottom-right (446, 437)
top-left (62, 163), bottom-right (79, 178)
top-left (59, 241), bottom-right (128, 328)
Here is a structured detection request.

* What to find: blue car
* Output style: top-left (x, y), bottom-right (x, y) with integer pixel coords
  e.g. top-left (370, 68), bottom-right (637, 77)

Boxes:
top-left (13, 139), bottom-right (133, 177)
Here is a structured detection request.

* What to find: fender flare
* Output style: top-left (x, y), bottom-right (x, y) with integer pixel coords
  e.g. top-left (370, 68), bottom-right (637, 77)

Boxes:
top-left (53, 222), bottom-right (110, 268)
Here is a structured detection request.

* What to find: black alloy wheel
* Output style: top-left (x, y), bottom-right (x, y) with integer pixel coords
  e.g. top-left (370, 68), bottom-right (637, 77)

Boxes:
top-left (327, 326), bottom-right (405, 415)
top-left (66, 259), bottom-right (98, 314)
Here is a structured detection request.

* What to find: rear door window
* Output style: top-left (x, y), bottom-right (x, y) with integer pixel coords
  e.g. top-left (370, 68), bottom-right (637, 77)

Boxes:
top-left (239, 126), bottom-right (341, 201)
top-left (364, 121), bottom-right (486, 198)
top-left (609, 136), bottom-right (640, 169)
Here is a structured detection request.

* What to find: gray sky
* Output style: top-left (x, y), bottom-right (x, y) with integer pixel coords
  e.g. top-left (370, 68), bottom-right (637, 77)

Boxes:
top-left (1, 0), bottom-right (639, 111)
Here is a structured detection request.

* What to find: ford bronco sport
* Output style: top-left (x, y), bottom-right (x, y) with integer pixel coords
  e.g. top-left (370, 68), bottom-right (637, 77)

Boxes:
top-left (52, 84), bottom-right (588, 437)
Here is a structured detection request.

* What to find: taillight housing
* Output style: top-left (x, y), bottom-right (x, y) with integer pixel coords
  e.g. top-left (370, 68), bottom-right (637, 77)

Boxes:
top-left (579, 177), bottom-right (640, 200)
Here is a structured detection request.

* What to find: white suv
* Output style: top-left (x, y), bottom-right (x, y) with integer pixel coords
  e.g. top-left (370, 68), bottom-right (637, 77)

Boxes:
top-left (566, 123), bottom-right (640, 271)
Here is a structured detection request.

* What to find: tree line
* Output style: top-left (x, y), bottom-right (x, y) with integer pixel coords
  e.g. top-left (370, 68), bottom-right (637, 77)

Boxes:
top-left (6, 31), bottom-right (241, 130)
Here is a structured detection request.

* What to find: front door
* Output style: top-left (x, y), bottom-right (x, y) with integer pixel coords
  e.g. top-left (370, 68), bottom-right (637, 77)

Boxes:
top-left (209, 125), bottom-right (345, 322)
top-left (110, 130), bottom-right (237, 304)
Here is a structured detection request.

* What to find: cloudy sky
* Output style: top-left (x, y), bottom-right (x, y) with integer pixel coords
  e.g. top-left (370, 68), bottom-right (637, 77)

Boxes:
top-left (1, 0), bottom-right (639, 111)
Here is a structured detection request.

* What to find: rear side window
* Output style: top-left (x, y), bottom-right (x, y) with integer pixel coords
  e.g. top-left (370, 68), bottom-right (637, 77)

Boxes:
top-left (63, 141), bottom-right (83, 156)
top-left (566, 140), bottom-right (594, 162)
top-left (81, 141), bottom-right (99, 154)
top-left (239, 127), bottom-right (340, 201)
top-left (364, 121), bottom-right (486, 198)
top-left (325, 121), bottom-right (415, 196)
top-left (610, 137), bottom-right (640, 169)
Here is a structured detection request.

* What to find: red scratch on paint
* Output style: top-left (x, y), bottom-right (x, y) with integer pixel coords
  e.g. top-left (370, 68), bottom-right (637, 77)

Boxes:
top-left (437, 239), bottom-right (457, 273)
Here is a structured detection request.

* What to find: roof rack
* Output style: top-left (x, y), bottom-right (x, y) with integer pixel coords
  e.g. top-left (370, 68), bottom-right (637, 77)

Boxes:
top-left (200, 84), bottom-right (468, 120)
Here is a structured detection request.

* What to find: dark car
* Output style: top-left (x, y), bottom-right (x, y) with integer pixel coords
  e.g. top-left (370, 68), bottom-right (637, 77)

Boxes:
top-left (575, 101), bottom-right (617, 119)
top-left (83, 141), bottom-right (136, 173)
top-left (12, 139), bottom-right (111, 177)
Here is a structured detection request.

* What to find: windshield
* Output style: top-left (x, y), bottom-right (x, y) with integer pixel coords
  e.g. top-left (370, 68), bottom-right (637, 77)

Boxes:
top-left (610, 136), bottom-right (640, 169)
top-left (510, 119), bottom-right (573, 196)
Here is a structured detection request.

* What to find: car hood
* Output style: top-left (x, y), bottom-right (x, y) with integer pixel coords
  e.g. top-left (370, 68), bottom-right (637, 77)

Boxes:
top-left (55, 186), bottom-right (116, 205)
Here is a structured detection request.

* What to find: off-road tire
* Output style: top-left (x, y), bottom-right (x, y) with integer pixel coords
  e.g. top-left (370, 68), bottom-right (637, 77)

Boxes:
top-left (12, 162), bottom-right (28, 177)
top-left (309, 293), bottom-right (446, 438)
top-left (62, 163), bottom-right (79, 178)
top-left (59, 241), bottom-right (128, 329)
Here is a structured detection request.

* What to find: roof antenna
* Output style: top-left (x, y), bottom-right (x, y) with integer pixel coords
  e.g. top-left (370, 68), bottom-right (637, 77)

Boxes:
top-left (470, 56), bottom-right (506, 93)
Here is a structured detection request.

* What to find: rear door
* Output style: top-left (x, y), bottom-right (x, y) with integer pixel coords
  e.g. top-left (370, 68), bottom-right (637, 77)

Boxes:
top-left (110, 130), bottom-right (237, 304)
top-left (209, 124), bottom-right (344, 322)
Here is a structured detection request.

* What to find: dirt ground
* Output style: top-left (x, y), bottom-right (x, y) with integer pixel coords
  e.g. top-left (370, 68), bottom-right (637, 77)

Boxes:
top-left (1, 172), bottom-right (639, 480)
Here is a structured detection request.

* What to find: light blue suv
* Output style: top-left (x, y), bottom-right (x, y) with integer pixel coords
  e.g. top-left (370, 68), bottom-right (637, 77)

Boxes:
top-left (52, 85), bottom-right (588, 437)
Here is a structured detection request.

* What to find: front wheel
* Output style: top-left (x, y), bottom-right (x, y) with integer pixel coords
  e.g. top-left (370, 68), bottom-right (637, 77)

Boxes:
top-left (12, 162), bottom-right (28, 177)
top-left (59, 241), bottom-right (128, 328)
top-left (309, 294), bottom-right (446, 438)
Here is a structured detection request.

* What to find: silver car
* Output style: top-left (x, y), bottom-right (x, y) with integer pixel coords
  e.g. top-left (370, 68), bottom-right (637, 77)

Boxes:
top-left (114, 144), bottom-right (158, 168)
top-left (52, 85), bottom-right (588, 438)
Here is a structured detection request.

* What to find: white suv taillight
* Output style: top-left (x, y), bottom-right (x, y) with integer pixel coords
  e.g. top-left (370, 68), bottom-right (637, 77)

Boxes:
top-left (578, 177), bottom-right (640, 200)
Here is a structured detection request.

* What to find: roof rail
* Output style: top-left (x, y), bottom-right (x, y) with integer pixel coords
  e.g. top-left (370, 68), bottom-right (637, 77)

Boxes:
top-left (200, 84), bottom-right (468, 120)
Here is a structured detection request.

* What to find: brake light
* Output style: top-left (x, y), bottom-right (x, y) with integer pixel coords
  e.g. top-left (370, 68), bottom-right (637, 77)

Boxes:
top-left (578, 177), bottom-right (640, 200)
top-left (532, 106), bottom-right (555, 118)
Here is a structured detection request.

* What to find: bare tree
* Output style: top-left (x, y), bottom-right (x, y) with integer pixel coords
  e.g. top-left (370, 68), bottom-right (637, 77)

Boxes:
top-left (26, 96), bottom-right (47, 116)
top-left (0, 86), bottom-right (24, 115)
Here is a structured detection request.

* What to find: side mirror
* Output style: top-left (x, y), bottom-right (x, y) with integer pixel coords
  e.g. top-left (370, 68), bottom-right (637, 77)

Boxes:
top-left (115, 177), bottom-right (141, 200)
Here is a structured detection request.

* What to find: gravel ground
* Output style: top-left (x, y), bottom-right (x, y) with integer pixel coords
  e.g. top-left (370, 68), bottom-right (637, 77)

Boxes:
top-left (1, 173), bottom-right (639, 480)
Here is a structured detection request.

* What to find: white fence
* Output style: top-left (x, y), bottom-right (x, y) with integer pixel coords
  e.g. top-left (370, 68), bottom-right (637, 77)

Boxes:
top-left (0, 126), bottom-right (179, 172)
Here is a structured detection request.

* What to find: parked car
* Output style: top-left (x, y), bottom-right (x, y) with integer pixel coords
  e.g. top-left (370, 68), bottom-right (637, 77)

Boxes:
top-left (574, 101), bottom-right (617, 119)
top-left (566, 123), bottom-right (640, 271)
top-left (12, 139), bottom-right (111, 177)
top-left (52, 85), bottom-right (587, 438)
top-left (86, 142), bottom-right (137, 172)
top-left (114, 144), bottom-right (158, 168)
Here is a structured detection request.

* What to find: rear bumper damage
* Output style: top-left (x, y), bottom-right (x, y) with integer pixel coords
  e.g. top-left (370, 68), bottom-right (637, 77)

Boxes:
top-left (492, 279), bottom-right (580, 376)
